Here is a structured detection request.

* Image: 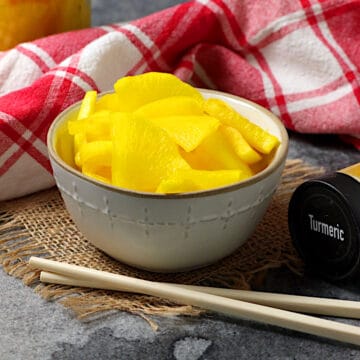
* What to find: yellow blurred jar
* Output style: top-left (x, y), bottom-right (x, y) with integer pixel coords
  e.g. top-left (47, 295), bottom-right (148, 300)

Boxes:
top-left (0, 0), bottom-right (91, 51)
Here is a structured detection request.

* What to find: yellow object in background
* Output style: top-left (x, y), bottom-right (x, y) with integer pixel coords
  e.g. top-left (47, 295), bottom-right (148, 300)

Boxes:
top-left (0, 0), bottom-right (91, 51)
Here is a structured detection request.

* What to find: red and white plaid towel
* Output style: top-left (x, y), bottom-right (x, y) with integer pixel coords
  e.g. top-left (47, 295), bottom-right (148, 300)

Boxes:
top-left (0, 0), bottom-right (359, 201)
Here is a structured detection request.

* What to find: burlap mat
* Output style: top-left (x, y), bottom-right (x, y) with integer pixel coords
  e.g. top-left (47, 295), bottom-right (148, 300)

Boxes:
top-left (0, 159), bottom-right (324, 326)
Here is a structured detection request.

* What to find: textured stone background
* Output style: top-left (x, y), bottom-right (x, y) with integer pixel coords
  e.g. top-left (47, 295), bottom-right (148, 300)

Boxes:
top-left (2, 2), bottom-right (360, 359)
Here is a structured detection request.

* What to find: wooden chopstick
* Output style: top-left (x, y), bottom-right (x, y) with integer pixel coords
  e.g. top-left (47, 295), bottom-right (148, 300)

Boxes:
top-left (40, 270), bottom-right (360, 319)
top-left (29, 256), bottom-right (360, 346)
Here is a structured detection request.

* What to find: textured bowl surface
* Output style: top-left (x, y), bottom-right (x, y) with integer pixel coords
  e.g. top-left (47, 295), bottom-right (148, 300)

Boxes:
top-left (47, 89), bottom-right (288, 272)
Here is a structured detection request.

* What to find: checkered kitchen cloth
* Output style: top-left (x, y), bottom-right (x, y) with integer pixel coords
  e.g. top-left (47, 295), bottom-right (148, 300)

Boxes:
top-left (0, 0), bottom-right (359, 200)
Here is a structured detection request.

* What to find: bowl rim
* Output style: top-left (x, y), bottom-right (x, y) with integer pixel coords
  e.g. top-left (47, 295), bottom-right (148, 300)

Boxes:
top-left (47, 88), bottom-right (289, 199)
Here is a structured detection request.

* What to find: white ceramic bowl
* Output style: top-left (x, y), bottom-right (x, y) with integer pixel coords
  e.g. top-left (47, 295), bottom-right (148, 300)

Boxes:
top-left (47, 89), bottom-right (288, 272)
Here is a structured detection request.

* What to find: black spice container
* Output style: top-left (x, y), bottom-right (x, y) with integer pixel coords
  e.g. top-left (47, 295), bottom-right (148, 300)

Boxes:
top-left (288, 163), bottom-right (360, 281)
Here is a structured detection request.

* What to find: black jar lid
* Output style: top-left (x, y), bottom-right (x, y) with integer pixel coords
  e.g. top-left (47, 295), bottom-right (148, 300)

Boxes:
top-left (288, 172), bottom-right (360, 281)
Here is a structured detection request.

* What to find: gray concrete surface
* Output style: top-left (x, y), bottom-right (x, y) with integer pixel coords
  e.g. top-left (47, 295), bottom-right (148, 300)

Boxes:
top-left (2, 2), bottom-right (360, 359)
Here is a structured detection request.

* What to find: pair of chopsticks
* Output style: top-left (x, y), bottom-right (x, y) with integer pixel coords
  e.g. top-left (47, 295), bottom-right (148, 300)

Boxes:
top-left (29, 256), bottom-right (360, 346)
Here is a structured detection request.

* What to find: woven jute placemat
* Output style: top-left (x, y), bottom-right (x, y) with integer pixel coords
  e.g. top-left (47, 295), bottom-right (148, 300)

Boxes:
top-left (0, 159), bottom-right (324, 326)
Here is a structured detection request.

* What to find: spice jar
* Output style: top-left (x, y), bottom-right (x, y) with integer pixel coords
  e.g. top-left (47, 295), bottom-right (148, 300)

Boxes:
top-left (288, 163), bottom-right (360, 281)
